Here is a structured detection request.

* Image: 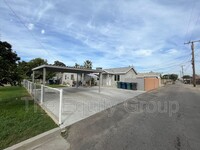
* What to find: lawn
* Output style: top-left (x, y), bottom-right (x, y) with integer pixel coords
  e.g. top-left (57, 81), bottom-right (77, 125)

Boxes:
top-left (0, 86), bottom-right (57, 149)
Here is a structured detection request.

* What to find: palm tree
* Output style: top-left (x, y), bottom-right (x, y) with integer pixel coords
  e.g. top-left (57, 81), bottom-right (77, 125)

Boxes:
top-left (84, 60), bottom-right (92, 69)
top-left (74, 63), bottom-right (80, 68)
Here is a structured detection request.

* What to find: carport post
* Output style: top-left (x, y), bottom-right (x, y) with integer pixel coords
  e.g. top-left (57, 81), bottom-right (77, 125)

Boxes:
top-left (43, 67), bottom-right (46, 85)
top-left (59, 89), bottom-right (63, 125)
top-left (81, 73), bottom-right (84, 85)
top-left (32, 71), bottom-right (35, 83)
top-left (76, 73), bottom-right (78, 88)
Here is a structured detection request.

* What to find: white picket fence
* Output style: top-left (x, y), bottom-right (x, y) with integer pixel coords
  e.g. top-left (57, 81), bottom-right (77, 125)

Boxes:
top-left (22, 79), bottom-right (63, 125)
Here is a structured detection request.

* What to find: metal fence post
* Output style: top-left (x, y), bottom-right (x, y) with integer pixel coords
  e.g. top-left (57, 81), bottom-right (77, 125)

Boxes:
top-left (30, 82), bottom-right (32, 94)
top-left (27, 81), bottom-right (29, 92)
top-left (41, 85), bottom-right (44, 104)
top-left (59, 89), bottom-right (63, 125)
top-left (28, 81), bottom-right (31, 94)
top-left (34, 83), bottom-right (36, 101)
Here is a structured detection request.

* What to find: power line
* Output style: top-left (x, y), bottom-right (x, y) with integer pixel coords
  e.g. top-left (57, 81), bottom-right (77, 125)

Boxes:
top-left (3, 0), bottom-right (57, 61)
top-left (138, 59), bottom-right (191, 72)
top-left (181, 65), bottom-right (184, 77)
top-left (184, 1), bottom-right (197, 42)
top-left (184, 63), bottom-right (191, 72)
top-left (138, 54), bottom-right (191, 72)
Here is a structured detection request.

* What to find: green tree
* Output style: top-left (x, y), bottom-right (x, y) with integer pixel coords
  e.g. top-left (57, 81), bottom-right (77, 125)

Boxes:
top-left (84, 60), bottom-right (92, 69)
top-left (170, 74), bottom-right (178, 81)
top-left (161, 74), bottom-right (170, 79)
top-left (17, 61), bottom-right (29, 79)
top-left (182, 75), bottom-right (191, 79)
top-left (0, 41), bottom-right (20, 86)
top-left (26, 58), bottom-right (47, 77)
top-left (162, 74), bottom-right (178, 81)
top-left (53, 60), bottom-right (66, 67)
top-left (74, 63), bottom-right (80, 68)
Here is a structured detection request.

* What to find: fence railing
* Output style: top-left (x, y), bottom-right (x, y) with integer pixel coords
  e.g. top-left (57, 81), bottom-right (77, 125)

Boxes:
top-left (22, 79), bottom-right (63, 125)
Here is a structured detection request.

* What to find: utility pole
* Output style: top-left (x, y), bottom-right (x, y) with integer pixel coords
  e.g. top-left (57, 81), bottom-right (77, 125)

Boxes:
top-left (181, 65), bottom-right (184, 77)
top-left (181, 65), bottom-right (184, 82)
top-left (184, 40), bottom-right (200, 87)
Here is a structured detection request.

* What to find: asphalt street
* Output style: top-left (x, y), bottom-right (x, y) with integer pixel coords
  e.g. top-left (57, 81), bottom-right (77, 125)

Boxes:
top-left (63, 83), bottom-right (200, 150)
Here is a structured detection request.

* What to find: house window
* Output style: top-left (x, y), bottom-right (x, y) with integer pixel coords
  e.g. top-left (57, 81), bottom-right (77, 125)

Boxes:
top-left (71, 74), bottom-right (74, 80)
top-left (65, 75), bottom-right (67, 80)
top-left (114, 75), bottom-right (120, 81)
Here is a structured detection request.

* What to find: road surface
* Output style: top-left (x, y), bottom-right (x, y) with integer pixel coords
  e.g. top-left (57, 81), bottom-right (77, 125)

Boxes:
top-left (63, 83), bottom-right (200, 150)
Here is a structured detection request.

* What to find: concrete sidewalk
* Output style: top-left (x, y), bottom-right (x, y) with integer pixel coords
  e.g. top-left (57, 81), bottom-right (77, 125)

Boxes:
top-left (4, 128), bottom-right (70, 150)
top-left (31, 135), bottom-right (70, 150)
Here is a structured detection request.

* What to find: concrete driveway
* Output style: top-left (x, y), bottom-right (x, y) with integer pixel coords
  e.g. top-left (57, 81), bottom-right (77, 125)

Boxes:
top-left (63, 83), bottom-right (200, 150)
top-left (42, 86), bottom-right (144, 127)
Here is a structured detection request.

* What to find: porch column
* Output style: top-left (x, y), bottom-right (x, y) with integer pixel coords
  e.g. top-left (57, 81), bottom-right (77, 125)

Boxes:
top-left (43, 68), bottom-right (46, 85)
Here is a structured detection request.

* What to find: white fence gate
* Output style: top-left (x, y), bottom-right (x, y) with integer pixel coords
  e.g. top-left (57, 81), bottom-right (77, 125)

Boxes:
top-left (23, 80), bottom-right (63, 125)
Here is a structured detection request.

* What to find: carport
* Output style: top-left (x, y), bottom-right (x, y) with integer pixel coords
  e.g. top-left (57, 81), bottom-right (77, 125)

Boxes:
top-left (32, 65), bottom-right (103, 92)
top-left (29, 65), bottom-right (144, 127)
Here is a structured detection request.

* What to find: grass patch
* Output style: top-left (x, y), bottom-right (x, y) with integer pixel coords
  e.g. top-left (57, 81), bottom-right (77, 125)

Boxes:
top-left (0, 86), bottom-right (57, 149)
top-left (48, 84), bottom-right (67, 88)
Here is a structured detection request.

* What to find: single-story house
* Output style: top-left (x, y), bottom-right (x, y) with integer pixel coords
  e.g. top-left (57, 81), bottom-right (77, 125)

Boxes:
top-left (53, 66), bottom-right (161, 91)
top-left (102, 67), bottom-right (137, 87)
top-left (102, 67), bottom-right (161, 91)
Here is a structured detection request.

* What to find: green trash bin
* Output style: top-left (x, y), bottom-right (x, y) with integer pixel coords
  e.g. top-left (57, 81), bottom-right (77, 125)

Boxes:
top-left (117, 82), bottom-right (120, 88)
top-left (127, 83), bottom-right (131, 90)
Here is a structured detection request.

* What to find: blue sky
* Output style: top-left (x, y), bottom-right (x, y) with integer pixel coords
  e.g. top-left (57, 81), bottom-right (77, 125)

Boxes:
top-left (1, 0), bottom-right (200, 75)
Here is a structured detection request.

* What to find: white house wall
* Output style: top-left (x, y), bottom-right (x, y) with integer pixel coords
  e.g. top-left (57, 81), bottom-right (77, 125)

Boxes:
top-left (120, 69), bottom-right (137, 82)
top-left (62, 73), bottom-right (82, 86)
top-left (102, 69), bottom-right (137, 87)
top-left (124, 78), bottom-right (145, 91)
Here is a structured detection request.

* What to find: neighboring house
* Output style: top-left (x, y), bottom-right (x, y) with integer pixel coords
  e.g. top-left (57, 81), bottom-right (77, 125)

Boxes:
top-left (102, 67), bottom-right (137, 87)
top-left (196, 75), bottom-right (200, 85)
top-left (61, 73), bottom-right (98, 86)
top-left (62, 73), bottom-right (79, 86)
top-left (191, 75), bottom-right (200, 85)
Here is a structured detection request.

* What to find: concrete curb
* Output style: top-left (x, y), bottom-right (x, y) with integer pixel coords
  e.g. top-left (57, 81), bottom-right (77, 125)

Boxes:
top-left (4, 127), bottom-right (61, 150)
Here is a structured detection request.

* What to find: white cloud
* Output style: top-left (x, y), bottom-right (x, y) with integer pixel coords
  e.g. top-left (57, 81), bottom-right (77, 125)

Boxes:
top-left (36, 1), bottom-right (55, 21)
top-left (1, 0), bottom-right (200, 75)
top-left (167, 49), bottom-right (178, 54)
top-left (135, 49), bottom-right (153, 57)
top-left (27, 23), bottom-right (34, 30)
top-left (41, 29), bottom-right (45, 34)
